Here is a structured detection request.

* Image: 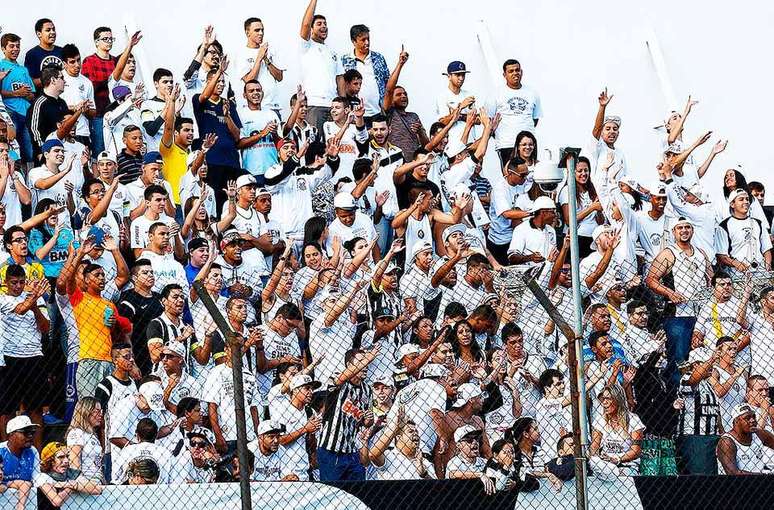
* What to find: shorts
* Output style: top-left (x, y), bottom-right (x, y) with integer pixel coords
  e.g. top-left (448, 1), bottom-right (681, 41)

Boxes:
top-left (76, 359), bottom-right (114, 398)
top-left (0, 356), bottom-right (46, 414)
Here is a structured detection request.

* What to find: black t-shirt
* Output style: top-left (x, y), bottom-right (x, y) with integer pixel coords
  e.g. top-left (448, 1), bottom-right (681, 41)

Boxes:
top-left (395, 173), bottom-right (441, 210)
top-left (192, 95), bottom-right (242, 168)
top-left (23, 45), bottom-right (63, 81)
top-left (117, 289), bottom-right (164, 374)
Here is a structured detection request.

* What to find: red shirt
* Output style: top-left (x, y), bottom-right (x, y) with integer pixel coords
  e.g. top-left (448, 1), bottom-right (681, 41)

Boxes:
top-left (81, 54), bottom-right (118, 115)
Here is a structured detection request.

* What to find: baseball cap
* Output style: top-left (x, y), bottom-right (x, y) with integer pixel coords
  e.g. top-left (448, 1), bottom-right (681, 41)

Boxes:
top-left (41, 139), bottom-right (64, 153)
top-left (442, 224), bottom-right (467, 244)
top-left (420, 363), bottom-right (450, 379)
top-left (276, 138), bottom-right (294, 150)
top-left (318, 288), bottom-right (341, 304)
top-left (409, 241), bottom-right (433, 262)
top-left (603, 115), bottom-right (622, 127)
top-left (372, 305), bottom-right (396, 321)
top-left (731, 403), bottom-right (756, 422)
top-left (673, 216), bottom-right (692, 228)
top-left (453, 424), bottom-right (482, 443)
top-left (372, 374), bottom-right (395, 387)
top-left (652, 183), bottom-right (668, 197)
top-left (6, 415), bottom-right (40, 435)
top-left (236, 174), bottom-right (257, 189)
top-left (333, 192), bottom-right (357, 210)
top-left (397, 344), bottom-right (421, 360)
top-left (142, 151), bottom-right (163, 166)
top-left (384, 262), bottom-right (400, 274)
top-left (188, 237), bottom-right (208, 252)
top-left (664, 141), bottom-right (683, 155)
top-left (530, 196), bottom-right (556, 213)
top-left (589, 225), bottom-right (610, 250)
top-left (162, 341), bottom-right (187, 360)
top-left (443, 61), bottom-right (470, 75)
top-left (289, 374), bottom-right (322, 392)
top-left (97, 151), bottom-right (117, 164)
top-left (86, 226), bottom-right (106, 247)
top-left (138, 381), bottom-right (165, 411)
top-left (444, 139), bottom-right (468, 158)
top-left (220, 229), bottom-right (242, 248)
top-left (686, 183), bottom-right (706, 201)
top-left (257, 420), bottom-right (286, 435)
top-left (112, 85), bottom-right (132, 101)
top-left (187, 429), bottom-right (215, 445)
top-left (728, 188), bottom-right (748, 205)
top-left (256, 187), bottom-right (271, 197)
top-left (41, 442), bottom-right (67, 465)
top-left (452, 382), bottom-right (484, 408)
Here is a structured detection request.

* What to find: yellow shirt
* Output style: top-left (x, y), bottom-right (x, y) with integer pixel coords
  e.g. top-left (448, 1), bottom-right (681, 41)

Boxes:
top-left (72, 288), bottom-right (116, 362)
top-left (0, 259), bottom-right (46, 294)
top-left (159, 141), bottom-right (189, 204)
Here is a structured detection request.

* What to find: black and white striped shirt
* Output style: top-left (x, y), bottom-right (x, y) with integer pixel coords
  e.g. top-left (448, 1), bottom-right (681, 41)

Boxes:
top-left (319, 381), bottom-right (372, 454)
top-left (678, 375), bottom-right (720, 436)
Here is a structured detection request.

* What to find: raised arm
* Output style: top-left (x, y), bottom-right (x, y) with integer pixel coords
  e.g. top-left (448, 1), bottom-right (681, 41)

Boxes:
top-left (344, 237), bottom-right (378, 279)
top-left (300, 0), bottom-right (317, 40)
top-left (426, 106), bottom-right (461, 152)
top-left (670, 131), bottom-right (711, 171)
top-left (696, 140), bottom-right (727, 179)
top-left (473, 109), bottom-right (493, 160)
top-left (160, 84), bottom-right (179, 149)
top-left (383, 46), bottom-right (408, 112)
top-left (261, 243), bottom-right (293, 304)
top-left (283, 86), bottom-right (305, 136)
top-left (592, 88), bottom-right (613, 140)
top-left (668, 96), bottom-right (698, 145)
top-left (369, 404), bottom-right (405, 465)
top-left (199, 56), bottom-right (229, 103)
top-left (371, 240), bottom-right (402, 287)
top-left (112, 31), bottom-right (142, 81)
top-left (324, 279), bottom-right (367, 327)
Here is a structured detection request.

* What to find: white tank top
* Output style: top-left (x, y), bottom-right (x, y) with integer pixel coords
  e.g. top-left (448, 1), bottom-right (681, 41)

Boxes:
top-left (716, 367), bottom-right (746, 433)
top-left (404, 214), bottom-right (433, 261)
top-left (718, 433), bottom-right (765, 474)
top-left (665, 245), bottom-right (707, 317)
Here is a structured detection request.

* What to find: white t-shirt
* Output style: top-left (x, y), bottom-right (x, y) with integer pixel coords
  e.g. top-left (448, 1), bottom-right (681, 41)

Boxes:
top-left (0, 293), bottom-right (47, 358)
top-left (268, 398), bottom-right (311, 479)
top-left (112, 440), bottom-right (175, 483)
top-left (591, 413), bottom-right (645, 465)
top-left (66, 428), bottom-right (103, 482)
top-left (179, 177), bottom-right (216, 219)
top-left (435, 86), bottom-right (478, 143)
top-left (55, 292), bottom-right (80, 364)
top-left (749, 312), bottom-right (774, 383)
top-left (247, 441), bottom-right (294, 481)
top-left (388, 379), bottom-right (447, 455)
top-left (239, 107), bottom-right (280, 177)
top-left (201, 363), bottom-right (260, 442)
top-left (108, 395), bottom-right (171, 444)
top-left (322, 121), bottom-right (369, 182)
top-left (137, 249), bottom-right (190, 295)
top-left (1, 171), bottom-right (26, 228)
top-left (488, 180), bottom-right (525, 245)
top-left (535, 397), bottom-right (571, 463)
top-left (489, 83), bottom-right (542, 149)
top-left (27, 165), bottom-right (75, 226)
top-left (326, 212), bottom-right (378, 251)
top-left (129, 214), bottom-right (175, 250)
top-left (372, 448), bottom-right (435, 480)
top-left (446, 454), bottom-right (486, 475)
top-left (234, 44), bottom-right (284, 111)
top-left (557, 186), bottom-right (598, 237)
top-left (507, 220), bottom-right (557, 267)
top-left (171, 451), bottom-right (215, 483)
top-left (62, 73), bottom-right (95, 137)
top-left (716, 215), bottom-right (772, 271)
top-left (308, 314), bottom-right (357, 385)
top-left (258, 328), bottom-right (301, 403)
top-left (125, 178), bottom-right (174, 212)
top-left (299, 38), bottom-right (343, 107)
top-left (140, 97), bottom-right (166, 153)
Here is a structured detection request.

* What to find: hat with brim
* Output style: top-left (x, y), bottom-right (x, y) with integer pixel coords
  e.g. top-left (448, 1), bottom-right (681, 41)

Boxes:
top-left (6, 415), bottom-right (40, 435)
top-left (289, 374), bottom-right (322, 392)
top-left (590, 225), bottom-right (610, 251)
top-left (453, 424), bottom-right (482, 443)
top-left (442, 224), bottom-right (467, 244)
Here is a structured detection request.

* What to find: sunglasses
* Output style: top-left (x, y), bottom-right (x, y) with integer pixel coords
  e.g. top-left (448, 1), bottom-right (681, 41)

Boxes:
top-left (161, 353), bottom-right (181, 360)
top-left (190, 441), bottom-right (208, 448)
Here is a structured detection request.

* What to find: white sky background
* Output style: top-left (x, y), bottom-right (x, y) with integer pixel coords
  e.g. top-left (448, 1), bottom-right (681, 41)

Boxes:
top-left (5, 0), bottom-right (773, 204)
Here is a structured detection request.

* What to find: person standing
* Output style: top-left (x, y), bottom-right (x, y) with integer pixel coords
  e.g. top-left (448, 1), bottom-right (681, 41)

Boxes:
top-left (298, 0), bottom-right (344, 133)
top-left (60, 44), bottom-right (96, 147)
top-left (0, 33), bottom-right (36, 163)
top-left (489, 59), bottom-right (542, 165)
top-left (237, 80), bottom-right (280, 184)
top-left (340, 25), bottom-right (390, 122)
top-left (237, 17), bottom-right (284, 118)
top-left (23, 18), bottom-right (62, 88)
top-left (26, 66), bottom-right (68, 157)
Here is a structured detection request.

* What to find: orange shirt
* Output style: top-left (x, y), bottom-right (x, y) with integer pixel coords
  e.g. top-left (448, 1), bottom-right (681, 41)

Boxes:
top-left (71, 288), bottom-right (116, 362)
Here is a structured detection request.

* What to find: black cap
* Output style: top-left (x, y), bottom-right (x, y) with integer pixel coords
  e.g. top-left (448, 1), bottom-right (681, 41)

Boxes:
top-left (188, 237), bottom-right (208, 252)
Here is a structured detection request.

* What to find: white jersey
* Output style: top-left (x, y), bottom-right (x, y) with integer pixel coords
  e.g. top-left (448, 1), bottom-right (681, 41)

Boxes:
top-left (234, 44), bottom-right (284, 111)
top-left (488, 179), bottom-right (525, 245)
top-left (716, 215), bottom-right (772, 273)
top-left (62, 73), bottom-right (95, 137)
top-left (323, 121), bottom-right (368, 182)
top-left (404, 214), bottom-right (433, 260)
top-left (140, 97), bottom-right (166, 152)
top-left (488, 83), bottom-right (542, 149)
top-left (718, 433), bottom-right (767, 474)
top-left (662, 245), bottom-right (709, 317)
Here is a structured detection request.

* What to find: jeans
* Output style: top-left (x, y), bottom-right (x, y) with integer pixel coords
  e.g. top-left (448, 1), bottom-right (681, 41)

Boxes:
top-left (9, 110), bottom-right (33, 162)
top-left (305, 106), bottom-right (331, 135)
top-left (374, 215), bottom-right (394, 257)
top-left (664, 316), bottom-right (696, 385)
top-left (317, 448), bottom-right (365, 481)
top-left (90, 116), bottom-right (105, 154)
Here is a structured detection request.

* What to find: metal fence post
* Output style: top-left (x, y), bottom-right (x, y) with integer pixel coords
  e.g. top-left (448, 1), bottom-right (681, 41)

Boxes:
top-left (192, 281), bottom-right (252, 510)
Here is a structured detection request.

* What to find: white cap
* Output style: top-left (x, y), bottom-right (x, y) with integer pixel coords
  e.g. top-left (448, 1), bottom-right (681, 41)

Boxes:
top-left (397, 344), bottom-right (421, 360)
top-left (673, 216), bottom-right (692, 228)
top-left (138, 381), bottom-right (165, 411)
top-left (372, 374), bottom-right (395, 387)
top-left (257, 420), bottom-right (286, 435)
top-left (235, 174), bottom-right (257, 189)
top-left (289, 374), bottom-right (322, 392)
top-left (420, 363), bottom-right (450, 379)
top-left (161, 341), bottom-right (187, 361)
top-left (97, 151), bottom-right (117, 164)
top-left (409, 241), bottom-right (433, 262)
top-left (442, 224), bottom-right (467, 244)
top-left (728, 188), bottom-right (748, 205)
top-left (6, 415), bottom-right (39, 435)
top-left (590, 224), bottom-right (610, 250)
top-left (452, 382), bottom-right (483, 408)
top-left (530, 195), bottom-right (555, 213)
top-left (333, 192), bottom-right (357, 210)
top-left (687, 345), bottom-right (713, 364)
top-left (652, 183), bottom-right (668, 197)
top-left (256, 187), bottom-right (271, 197)
top-left (686, 183), bottom-right (707, 202)
top-left (453, 424), bottom-right (482, 443)
top-left (444, 139), bottom-right (468, 158)
top-left (731, 403), bottom-right (756, 423)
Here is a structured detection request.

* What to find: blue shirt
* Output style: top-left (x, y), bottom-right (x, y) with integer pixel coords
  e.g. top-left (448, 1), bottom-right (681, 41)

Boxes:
top-left (23, 45), bottom-right (63, 81)
top-left (28, 226), bottom-right (77, 278)
top-left (192, 95), bottom-right (242, 168)
top-left (0, 443), bottom-right (40, 482)
top-left (0, 58), bottom-right (35, 115)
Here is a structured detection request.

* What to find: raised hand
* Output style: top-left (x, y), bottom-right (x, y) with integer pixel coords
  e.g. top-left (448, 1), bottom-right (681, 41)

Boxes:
top-left (202, 133), bottom-right (218, 151)
top-left (598, 87), bottom-right (613, 106)
top-left (202, 25), bottom-right (215, 46)
top-left (684, 95), bottom-right (698, 112)
top-left (398, 44), bottom-right (409, 65)
top-left (296, 84), bottom-right (306, 105)
top-left (696, 131), bottom-right (712, 146)
top-left (413, 191), bottom-right (426, 208)
top-left (460, 96), bottom-right (476, 110)
top-left (102, 234), bottom-right (118, 251)
top-left (130, 30), bottom-right (143, 46)
top-left (325, 138), bottom-right (340, 158)
top-left (223, 179), bottom-right (237, 200)
top-left (353, 98), bottom-right (366, 119)
top-left (712, 139), bottom-right (728, 155)
top-left (219, 55), bottom-right (230, 74)
top-left (297, 139), bottom-right (311, 159)
top-left (389, 238), bottom-right (405, 254)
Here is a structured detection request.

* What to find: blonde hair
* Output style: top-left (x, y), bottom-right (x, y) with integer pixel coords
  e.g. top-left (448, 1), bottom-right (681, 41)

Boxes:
top-left (67, 396), bottom-right (100, 437)
top-left (599, 383), bottom-right (630, 432)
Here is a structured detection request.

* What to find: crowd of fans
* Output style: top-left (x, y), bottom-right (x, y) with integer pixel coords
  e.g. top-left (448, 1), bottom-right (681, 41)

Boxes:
top-left (1, 2), bottom-right (774, 507)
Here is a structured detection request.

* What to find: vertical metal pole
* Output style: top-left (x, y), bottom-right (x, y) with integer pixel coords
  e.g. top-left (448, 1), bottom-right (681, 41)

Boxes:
top-left (193, 282), bottom-right (252, 510)
top-left (565, 155), bottom-right (589, 510)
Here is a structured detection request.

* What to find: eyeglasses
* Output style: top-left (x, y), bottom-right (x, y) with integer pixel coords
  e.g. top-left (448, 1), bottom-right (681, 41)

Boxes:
top-left (21, 429), bottom-right (36, 436)
top-left (190, 441), bottom-right (207, 448)
top-left (98, 37), bottom-right (116, 42)
top-left (10, 237), bottom-right (26, 244)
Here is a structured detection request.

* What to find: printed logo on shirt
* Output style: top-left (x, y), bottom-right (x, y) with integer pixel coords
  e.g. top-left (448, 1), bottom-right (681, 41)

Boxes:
top-left (40, 55), bottom-right (63, 70)
top-left (297, 179), bottom-right (307, 191)
top-left (342, 398), bottom-right (364, 421)
top-left (507, 96), bottom-right (529, 114)
top-left (418, 230), bottom-right (425, 239)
